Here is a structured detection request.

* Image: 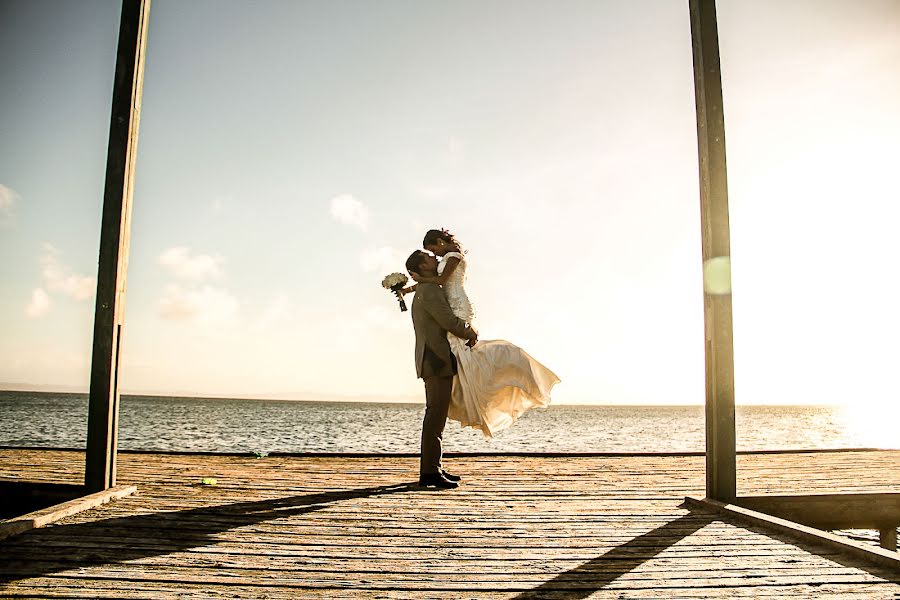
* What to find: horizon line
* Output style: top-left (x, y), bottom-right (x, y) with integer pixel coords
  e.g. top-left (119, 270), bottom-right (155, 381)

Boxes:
top-left (0, 387), bottom-right (845, 407)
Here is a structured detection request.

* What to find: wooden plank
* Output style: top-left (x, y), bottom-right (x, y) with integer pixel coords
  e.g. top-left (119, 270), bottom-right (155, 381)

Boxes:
top-left (1, 451), bottom-right (899, 597)
top-left (735, 492), bottom-right (900, 530)
top-left (0, 485), bottom-right (136, 541)
top-left (685, 496), bottom-right (900, 571)
top-left (85, 0), bottom-right (151, 493)
top-left (2, 580), bottom-right (897, 599)
top-left (689, 0), bottom-right (737, 502)
top-left (0, 567), bottom-right (892, 590)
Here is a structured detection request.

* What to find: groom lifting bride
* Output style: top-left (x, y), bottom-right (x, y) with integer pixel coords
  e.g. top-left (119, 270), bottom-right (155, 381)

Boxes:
top-left (402, 229), bottom-right (559, 490)
top-left (405, 250), bottom-right (477, 490)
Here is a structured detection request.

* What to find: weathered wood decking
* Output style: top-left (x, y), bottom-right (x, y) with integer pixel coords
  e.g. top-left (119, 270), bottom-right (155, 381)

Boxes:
top-left (1, 449), bottom-right (899, 598)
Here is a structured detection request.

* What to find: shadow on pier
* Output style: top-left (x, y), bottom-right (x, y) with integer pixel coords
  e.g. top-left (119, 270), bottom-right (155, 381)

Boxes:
top-left (0, 482), bottom-right (418, 584)
top-left (1, 495), bottom-right (726, 594)
top-left (514, 512), bottom-right (715, 598)
top-left (2, 450), bottom-right (899, 596)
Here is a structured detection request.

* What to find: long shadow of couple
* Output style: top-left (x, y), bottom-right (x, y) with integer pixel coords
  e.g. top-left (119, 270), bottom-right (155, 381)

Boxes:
top-left (0, 481), bottom-right (419, 585)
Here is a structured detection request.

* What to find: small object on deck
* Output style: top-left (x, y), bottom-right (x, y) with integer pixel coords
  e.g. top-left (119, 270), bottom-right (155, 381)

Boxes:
top-left (199, 478), bottom-right (218, 486)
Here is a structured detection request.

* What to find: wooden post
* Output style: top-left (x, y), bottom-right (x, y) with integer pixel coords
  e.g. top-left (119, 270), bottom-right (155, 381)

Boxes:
top-left (880, 528), bottom-right (898, 551)
top-left (85, 0), bottom-right (150, 493)
top-left (689, 0), bottom-right (736, 502)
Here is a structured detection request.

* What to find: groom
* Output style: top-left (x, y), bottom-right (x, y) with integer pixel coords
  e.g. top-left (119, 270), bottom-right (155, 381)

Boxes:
top-left (405, 250), bottom-right (478, 489)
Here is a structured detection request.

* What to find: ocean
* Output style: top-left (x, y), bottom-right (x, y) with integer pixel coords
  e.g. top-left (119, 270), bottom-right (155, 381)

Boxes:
top-left (0, 391), bottom-right (884, 453)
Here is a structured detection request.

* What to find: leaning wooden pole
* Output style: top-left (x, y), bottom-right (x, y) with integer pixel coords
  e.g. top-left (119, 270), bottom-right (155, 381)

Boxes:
top-left (689, 0), bottom-right (736, 502)
top-left (85, 0), bottom-right (150, 493)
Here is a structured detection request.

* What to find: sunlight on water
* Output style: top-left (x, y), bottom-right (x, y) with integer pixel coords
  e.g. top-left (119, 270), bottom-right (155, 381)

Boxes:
top-left (835, 402), bottom-right (900, 450)
top-left (0, 392), bottom-right (890, 453)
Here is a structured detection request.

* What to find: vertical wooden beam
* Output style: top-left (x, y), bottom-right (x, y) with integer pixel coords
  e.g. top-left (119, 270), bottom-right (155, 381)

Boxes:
top-left (85, 0), bottom-right (150, 493)
top-left (689, 0), bottom-right (736, 502)
top-left (880, 528), bottom-right (897, 551)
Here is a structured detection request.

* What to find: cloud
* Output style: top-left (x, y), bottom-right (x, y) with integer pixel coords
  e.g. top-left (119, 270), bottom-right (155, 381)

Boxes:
top-left (416, 186), bottom-right (451, 201)
top-left (40, 244), bottom-right (95, 300)
top-left (364, 306), bottom-right (390, 325)
top-left (159, 247), bottom-right (224, 281)
top-left (360, 246), bottom-right (407, 273)
top-left (447, 136), bottom-right (465, 164)
top-left (25, 288), bottom-right (51, 318)
top-left (364, 306), bottom-right (408, 332)
top-left (0, 184), bottom-right (19, 220)
top-left (210, 195), bottom-right (231, 215)
top-left (329, 194), bottom-right (369, 230)
top-left (253, 293), bottom-right (292, 330)
top-left (158, 284), bottom-right (238, 323)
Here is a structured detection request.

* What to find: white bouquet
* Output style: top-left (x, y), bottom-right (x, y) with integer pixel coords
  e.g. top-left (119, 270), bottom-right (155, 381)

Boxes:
top-left (382, 272), bottom-right (409, 312)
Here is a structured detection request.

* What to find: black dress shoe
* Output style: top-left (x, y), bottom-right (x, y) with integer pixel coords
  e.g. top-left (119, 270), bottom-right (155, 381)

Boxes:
top-left (418, 473), bottom-right (459, 489)
top-left (441, 470), bottom-right (462, 482)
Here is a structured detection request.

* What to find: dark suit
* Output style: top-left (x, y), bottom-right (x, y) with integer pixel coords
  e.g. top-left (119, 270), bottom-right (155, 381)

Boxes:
top-left (410, 282), bottom-right (475, 475)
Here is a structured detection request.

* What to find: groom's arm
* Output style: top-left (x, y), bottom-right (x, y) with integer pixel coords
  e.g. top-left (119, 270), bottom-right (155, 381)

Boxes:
top-left (418, 285), bottom-right (477, 343)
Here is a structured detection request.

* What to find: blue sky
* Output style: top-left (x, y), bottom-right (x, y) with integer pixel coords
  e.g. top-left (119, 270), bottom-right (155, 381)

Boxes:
top-left (1, 0), bottom-right (898, 409)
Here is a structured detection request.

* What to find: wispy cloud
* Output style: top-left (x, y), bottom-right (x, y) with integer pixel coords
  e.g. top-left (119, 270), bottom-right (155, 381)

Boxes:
top-left (360, 246), bottom-right (407, 273)
top-left (158, 284), bottom-right (238, 323)
top-left (329, 194), bottom-right (369, 230)
top-left (24, 288), bottom-right (51, 318)
top-left (447, 136), bottom-right (465, 164)
top-left (210, 196), bottom-right (227, 214)
top-left (416, 186), bottom-right (452, 201)
top-left (40, 244), bottom-right (95, 300)
top-left (0, 184), bottom-right (18, 221)
top-left (253, 293), bottom-right (292, 331)
top-left (159, 247), bottom-right (224, 281)
top-left (363, 305), bottom-right (408, 332)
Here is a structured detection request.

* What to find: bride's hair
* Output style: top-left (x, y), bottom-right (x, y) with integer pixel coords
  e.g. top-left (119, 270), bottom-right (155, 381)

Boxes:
top-left (423, 228), bottom-right (461, 250)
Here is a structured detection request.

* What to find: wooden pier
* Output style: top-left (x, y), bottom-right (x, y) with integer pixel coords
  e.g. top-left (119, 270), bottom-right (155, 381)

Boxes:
top-left (1, 448), bottom-right (899, 598)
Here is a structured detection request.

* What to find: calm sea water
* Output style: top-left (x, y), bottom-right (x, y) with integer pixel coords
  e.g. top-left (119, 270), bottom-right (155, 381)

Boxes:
top-left (0, 391), bottom-right (884, 453)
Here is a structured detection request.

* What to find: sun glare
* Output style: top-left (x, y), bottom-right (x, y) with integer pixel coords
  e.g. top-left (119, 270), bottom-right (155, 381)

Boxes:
top-left (836, 401), bottom-right (900, 450)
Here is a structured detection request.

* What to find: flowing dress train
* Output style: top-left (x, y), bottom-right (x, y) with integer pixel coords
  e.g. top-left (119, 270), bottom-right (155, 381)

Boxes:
top-left (437, 252), bottom-right (560, 437)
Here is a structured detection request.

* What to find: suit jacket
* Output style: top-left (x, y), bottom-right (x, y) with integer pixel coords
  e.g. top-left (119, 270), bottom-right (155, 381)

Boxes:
top-left (411, 282), bottom-right (474, 379)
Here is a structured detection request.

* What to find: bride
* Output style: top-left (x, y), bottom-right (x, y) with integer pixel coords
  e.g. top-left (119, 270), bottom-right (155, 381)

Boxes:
top-left (404, 229), bottom-right (559, 437)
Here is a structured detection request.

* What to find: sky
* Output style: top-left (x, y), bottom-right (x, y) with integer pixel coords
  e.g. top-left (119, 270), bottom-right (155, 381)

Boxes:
top-left (1, 0), bottom-right (898, 410)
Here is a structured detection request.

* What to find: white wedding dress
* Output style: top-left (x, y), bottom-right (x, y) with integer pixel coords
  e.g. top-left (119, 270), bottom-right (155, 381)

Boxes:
top-left (439, 252), bottom-right (560, 437)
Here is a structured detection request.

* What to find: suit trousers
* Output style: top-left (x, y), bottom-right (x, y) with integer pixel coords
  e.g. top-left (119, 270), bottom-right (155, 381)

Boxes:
top-left (420, 375), bottom-right (453, 475)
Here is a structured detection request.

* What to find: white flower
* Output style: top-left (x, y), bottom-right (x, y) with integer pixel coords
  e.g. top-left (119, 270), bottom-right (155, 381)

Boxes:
top-left (381, 272), bottom-right (408, 289)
